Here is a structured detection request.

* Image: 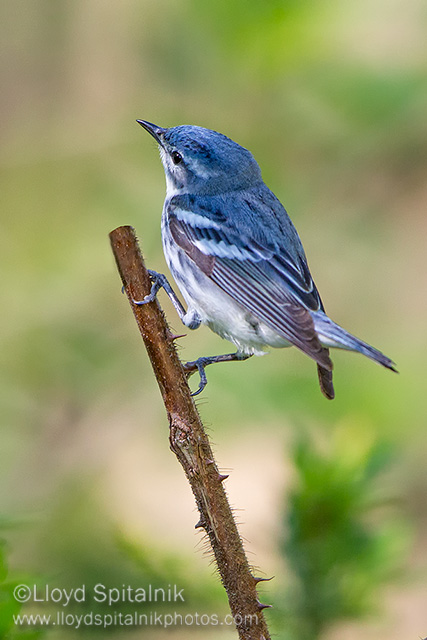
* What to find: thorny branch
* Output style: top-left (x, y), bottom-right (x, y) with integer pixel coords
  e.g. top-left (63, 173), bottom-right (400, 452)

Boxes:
top-left (109, 225), bottom-right (271, 640)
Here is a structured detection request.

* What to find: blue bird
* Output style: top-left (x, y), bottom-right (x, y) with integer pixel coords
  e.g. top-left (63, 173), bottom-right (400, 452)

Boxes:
top-left (136, 120), bottom-right (397, 399)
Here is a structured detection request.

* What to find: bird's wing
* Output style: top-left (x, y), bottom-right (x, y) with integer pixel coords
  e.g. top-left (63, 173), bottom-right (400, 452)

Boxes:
top-left (167, 199), bottom-right (332, 370)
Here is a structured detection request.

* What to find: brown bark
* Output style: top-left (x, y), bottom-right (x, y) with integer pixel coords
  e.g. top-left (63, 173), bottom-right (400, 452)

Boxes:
top-left (109, 225), bottom-right (271, 640)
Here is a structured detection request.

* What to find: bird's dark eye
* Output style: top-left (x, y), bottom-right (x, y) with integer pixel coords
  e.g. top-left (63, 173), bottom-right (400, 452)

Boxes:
top-left (171, 151), bottom-right (183, 165)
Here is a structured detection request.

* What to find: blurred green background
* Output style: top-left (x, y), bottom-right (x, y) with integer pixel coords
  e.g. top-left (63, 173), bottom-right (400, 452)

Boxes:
top-left (1, 0), bottom-right (426, 638)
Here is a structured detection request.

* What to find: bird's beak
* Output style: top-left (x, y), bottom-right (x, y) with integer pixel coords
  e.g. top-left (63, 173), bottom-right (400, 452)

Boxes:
top-left (136, 120), bottom-right (166, 145)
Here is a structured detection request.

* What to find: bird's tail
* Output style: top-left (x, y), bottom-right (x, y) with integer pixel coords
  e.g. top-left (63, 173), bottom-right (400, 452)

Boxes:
top-left (312, 311), bottom-right (397, 372)
top-left (317, 364), bottom-right (335, 400)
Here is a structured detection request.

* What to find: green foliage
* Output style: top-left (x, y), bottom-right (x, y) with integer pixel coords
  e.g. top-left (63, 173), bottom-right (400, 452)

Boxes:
top-left (0, 538), bottom-right (43, 640)
top-left (187, 0), bottom-right (330, 78)
top-left (270, 426), bottom-right (409, 640)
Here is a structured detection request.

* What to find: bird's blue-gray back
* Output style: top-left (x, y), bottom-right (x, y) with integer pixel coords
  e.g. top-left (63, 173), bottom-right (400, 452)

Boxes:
top-left (167, 183), bottom-right (323, 312)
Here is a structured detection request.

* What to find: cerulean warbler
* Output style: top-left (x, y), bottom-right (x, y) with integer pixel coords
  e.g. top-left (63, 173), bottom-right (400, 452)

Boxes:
top-left (135, 120), bottom-right (396, 399)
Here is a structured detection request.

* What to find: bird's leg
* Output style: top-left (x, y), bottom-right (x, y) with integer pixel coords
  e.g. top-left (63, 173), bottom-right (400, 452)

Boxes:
top-left (132, 270), bottom-right (251, 395)
top-left (132, 270), bottom-right (201, 328)
top-left (183, 352), bottom-right (253, 396)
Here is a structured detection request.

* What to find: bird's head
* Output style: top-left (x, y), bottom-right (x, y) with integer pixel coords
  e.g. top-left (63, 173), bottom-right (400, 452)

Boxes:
top-left (137, 120), bottom-right (262, 196)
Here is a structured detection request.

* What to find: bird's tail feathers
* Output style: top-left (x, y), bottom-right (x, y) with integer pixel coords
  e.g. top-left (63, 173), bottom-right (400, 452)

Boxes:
top-left (317, 364), bottom-right (335, 400)
top-left (313, 312), bottom-right (397, 372)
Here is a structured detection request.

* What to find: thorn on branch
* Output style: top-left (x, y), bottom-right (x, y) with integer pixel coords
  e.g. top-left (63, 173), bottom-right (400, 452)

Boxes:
top-left (253, 575), bottom-right (274, 585)
top-left (256, 599), bottom-right (273, 611)
top-left (167, 332), bottom-right (187, 342)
